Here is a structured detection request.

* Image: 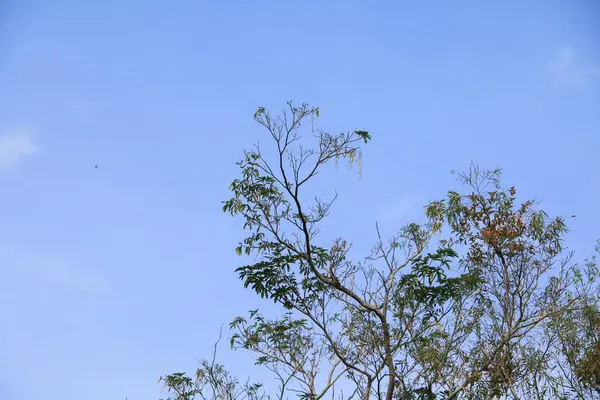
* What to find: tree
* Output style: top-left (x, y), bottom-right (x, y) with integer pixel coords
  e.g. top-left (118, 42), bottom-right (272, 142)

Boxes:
top-left (160, 102), bottom-right (599, 400)
top-left (543, 244), bottom-right (600, 398)
top-left (159, 327), bottom-right (268, 400)
top-left (415, 168), bottom-right (600, 399)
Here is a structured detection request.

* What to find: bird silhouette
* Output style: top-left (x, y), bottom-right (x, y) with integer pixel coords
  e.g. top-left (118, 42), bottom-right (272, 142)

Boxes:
top-left (94, 165), bottom-right (98, 168)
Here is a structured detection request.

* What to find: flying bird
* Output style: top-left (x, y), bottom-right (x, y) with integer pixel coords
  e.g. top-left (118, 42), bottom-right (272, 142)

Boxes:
top-left (94, 165), bottom-right (98, 169)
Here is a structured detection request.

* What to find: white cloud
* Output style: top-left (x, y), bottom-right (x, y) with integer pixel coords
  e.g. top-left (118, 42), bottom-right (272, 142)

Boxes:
top-left (0, 128), bottom-right (39, 170)
top-left (546, 46), bottom-right (600, 88)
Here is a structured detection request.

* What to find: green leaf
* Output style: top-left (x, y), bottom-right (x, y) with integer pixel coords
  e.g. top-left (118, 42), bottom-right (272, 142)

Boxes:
top-left (354, 129), bottom-right (371, 143)
top-left (254, 106), bottom-right (265, 119)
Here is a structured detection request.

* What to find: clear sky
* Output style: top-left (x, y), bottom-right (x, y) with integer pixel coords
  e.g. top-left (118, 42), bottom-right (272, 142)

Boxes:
top-left (0, 1), bottom-right (598, 399)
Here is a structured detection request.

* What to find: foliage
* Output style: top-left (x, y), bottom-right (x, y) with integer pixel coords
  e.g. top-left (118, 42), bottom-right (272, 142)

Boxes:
top-left (159, 327), bottom-right (268, 400)
top-left (161, 102), bottom-right (600, 400)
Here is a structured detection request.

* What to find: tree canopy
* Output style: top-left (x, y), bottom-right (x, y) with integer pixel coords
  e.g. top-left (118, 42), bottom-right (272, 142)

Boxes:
top-left (160, 102), bottom-right (600, 400)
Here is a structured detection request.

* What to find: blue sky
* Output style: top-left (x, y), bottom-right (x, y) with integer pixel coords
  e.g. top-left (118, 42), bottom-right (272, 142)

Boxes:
top-left (0, 1), bottom-right (598, 399)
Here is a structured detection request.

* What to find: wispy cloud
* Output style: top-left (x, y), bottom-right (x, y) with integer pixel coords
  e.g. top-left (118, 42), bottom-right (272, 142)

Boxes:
top-left (374, 196), bottom-right (431, 233)
top-left (0, 245), bottom-right (108, 294)
top-left (546, 46), bottom-right (600, 88)
top-left (377, 196), bottom-right (420, 221)
top-left (70, 100), bottom-right (106, 122)
top-left (0, 128), bottom-right (39, 170)
top-left (42, 261), bottom-right (109, 293)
